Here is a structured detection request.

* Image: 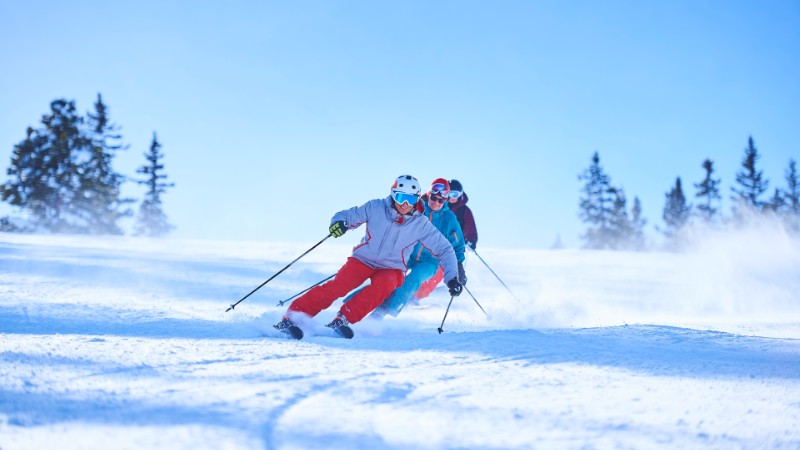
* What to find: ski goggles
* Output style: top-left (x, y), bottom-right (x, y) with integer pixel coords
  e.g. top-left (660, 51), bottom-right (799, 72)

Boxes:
top-left (392, 192), bottom-right (419, 206)
top-left (448, 190), bottom-right (462, 199)
top-left (431, 183), bottom-right (450, 197)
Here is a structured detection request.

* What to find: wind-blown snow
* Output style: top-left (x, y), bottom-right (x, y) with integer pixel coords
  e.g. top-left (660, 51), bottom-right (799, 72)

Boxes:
top-left (1, 231), bottom-right (799, 449)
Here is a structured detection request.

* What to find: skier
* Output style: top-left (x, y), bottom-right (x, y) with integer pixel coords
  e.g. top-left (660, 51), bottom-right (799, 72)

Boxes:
top-left (412, 178), bottom-right (477, 301)
top-left (274, 175), bottom-right (463, 338)
top-left (371, 178), bottom-right (467, 318)
top-left (447, 179), bottom-right (478, 250)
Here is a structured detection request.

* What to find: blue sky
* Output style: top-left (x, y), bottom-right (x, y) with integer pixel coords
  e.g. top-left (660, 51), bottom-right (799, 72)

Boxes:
top-left (1, 0), bottom-right (798, 249)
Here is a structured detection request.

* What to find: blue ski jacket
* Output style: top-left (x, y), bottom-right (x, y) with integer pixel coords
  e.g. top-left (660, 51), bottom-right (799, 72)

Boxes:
top-left (409, 196), bottom-right (465, 268)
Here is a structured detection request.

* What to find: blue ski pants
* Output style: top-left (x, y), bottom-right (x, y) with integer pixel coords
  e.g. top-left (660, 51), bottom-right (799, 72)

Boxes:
top-left (378, 259), bottom-right (440, 317)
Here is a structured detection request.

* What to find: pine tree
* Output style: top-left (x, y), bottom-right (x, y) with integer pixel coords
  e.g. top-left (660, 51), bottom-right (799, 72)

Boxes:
top-left (764, 189), bottom-right (785, 213)
top-left (41, 99), bottom-right (90, 232)
top-left (607, 187), bottom-right (632, 250)
top-left (578, 152), bottom-right (616, 249)
top-left (780, 159), bottom-right (800, 234)
top-left (134, 133), bottom-right (174, 237)
top-left (1, 100), bottom-right (89, 232)
top-left (662, 177), bottom-right (691, 240)
top-left (731, 136), bottom-right (769, 214)
top-left (629, 196), bottom-right (647, 250)
top-left (1, 126), bottom-right (50, 229)
top-left (694, 159), bottom-right (721, 223)
top-left (783, 159), bottom-right (799, 216)
top-left (77, 94), bottom-right (133, 234)
top-left (1, 98), bottom-right (133, 234)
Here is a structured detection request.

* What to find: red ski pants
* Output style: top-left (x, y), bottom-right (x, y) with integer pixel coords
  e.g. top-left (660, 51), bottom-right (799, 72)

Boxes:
top-left (288, 257), bottom-right (404, 324)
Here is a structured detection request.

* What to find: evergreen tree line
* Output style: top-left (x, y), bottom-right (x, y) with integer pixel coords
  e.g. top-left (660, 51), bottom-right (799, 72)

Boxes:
top-left (0, 95), bottom-right (174, 237)
top-left (579, 136), bottom-right (800, 251)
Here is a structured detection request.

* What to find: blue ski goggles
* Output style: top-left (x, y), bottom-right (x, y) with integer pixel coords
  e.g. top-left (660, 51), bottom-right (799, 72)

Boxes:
top-left (392, 192), bottom-right (419, 206)
top-left (431, 183), bottom-right (450, 197)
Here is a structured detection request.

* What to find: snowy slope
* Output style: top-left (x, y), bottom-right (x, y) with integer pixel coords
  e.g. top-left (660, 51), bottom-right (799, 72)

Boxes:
top-left (1, 232), bottom-right (799, 450)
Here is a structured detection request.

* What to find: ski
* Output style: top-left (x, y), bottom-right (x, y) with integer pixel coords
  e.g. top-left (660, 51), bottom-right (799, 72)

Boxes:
top-left (281, 325), bottom-right (304, 340)
top-left (332, 325), bottom-right (354, 339)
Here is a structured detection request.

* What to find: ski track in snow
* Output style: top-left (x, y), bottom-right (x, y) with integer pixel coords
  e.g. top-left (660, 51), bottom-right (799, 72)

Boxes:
top-left (1, 233), bottom-right (799, 450)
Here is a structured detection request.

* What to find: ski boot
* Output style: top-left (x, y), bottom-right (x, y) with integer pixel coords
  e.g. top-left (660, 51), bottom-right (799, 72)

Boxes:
top-left (274, 315), bottom-right (303, 340)
top-left (326, 312), bottom-right (354, 339)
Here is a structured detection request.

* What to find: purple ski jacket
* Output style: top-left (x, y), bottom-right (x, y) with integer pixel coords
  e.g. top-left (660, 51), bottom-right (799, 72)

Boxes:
top-left (449, 192), bottom-right (478, 249)
top-left (331, 196), bottom-right (459, 283)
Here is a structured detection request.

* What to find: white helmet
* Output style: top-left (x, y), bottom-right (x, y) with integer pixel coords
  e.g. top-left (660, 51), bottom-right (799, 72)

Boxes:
top-left (391, 175), bottom-right (421, 196)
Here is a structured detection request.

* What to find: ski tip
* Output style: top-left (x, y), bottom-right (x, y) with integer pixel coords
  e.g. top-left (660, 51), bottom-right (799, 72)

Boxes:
top-left (283, 325), bottom-right (304, 340)
top-left (335, 325), bottom-right (354, 339)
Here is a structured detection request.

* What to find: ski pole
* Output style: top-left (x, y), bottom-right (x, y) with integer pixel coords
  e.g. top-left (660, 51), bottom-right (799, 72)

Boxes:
top-left (226, 234), bottom-right (332, 312)
top-left (463, 285), bottom-right (488, 317)
top-left (437, 296), bottom-right (456, 334)
top-left (276, 274), bottom-right (336, 307)
top-left (467, 246), bottom-right (520, 302)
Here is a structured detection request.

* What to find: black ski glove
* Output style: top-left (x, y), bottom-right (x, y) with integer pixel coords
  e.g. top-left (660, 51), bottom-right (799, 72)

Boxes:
top-left (329, 221), bottom-right (347, 238)
top-left (447, 278), bottom-right (462, 297)
top-left (457, 262), bottom-right (467, 286)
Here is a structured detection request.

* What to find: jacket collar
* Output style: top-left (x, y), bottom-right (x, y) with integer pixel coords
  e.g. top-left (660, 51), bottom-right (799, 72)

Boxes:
top-left (423, 199), bottom-right (451, 215)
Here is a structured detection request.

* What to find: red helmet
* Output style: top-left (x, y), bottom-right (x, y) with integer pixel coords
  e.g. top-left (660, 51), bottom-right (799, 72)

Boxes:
top-left (430, 178), bottom-right (450, 196)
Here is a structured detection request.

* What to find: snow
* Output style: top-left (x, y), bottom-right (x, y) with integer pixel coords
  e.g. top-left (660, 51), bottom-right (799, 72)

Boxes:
top-left (1, 231), bottom-right (799, 449)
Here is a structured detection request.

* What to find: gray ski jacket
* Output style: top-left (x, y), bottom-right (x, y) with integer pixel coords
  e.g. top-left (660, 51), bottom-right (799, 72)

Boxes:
top-left (331, 196), bottom-right (459, 282)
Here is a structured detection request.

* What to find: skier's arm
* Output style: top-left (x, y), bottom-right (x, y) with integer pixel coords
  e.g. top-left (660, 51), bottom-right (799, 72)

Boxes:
top-left (449, 217), bottom-right (466, 263)
top-left (420, 223), bottom-right (458, 282)
top-left (330, 199), bottom-right (377, 231)
top-left (463, 207), bottom-right (478, 249)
